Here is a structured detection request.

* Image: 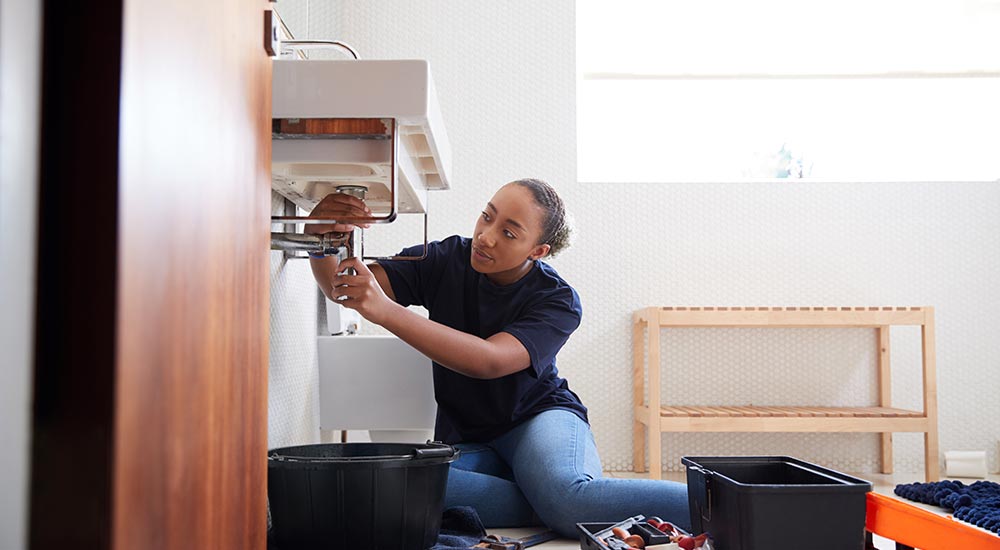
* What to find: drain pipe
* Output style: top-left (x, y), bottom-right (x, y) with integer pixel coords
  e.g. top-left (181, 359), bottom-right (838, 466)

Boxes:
top-left (270, 184), bottom-right (368, 260)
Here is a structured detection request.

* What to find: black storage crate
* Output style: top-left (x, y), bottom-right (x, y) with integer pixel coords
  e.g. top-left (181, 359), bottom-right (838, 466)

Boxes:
top-left (268, 442), bottom-right (459, 550)
top-left (682, 456), bottom-right (871, 550)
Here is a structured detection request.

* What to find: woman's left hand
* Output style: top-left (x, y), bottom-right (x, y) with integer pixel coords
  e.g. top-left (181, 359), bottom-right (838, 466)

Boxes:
top-left (331, 257), bottom-right (397, 324)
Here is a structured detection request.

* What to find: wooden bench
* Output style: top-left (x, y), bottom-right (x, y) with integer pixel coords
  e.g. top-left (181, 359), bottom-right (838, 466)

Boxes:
top-left (632, 306), bottom-right (939, 481)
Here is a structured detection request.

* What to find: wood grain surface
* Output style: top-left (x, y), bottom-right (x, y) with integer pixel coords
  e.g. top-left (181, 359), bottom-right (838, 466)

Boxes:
top-left (30, 1), bottom-right (272, 549)
top-left (114, 0), bottom-right (272, 548)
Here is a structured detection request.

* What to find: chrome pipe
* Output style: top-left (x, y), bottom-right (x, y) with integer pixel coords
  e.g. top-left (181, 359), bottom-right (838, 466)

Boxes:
top-left (280, 40), bottom-right (359, 59)
top-left (270, 231), bottom-right (351, 256)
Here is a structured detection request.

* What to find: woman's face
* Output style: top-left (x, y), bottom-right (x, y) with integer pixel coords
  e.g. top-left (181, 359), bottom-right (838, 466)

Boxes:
top-left (470, 184), bottom-right (551, 285)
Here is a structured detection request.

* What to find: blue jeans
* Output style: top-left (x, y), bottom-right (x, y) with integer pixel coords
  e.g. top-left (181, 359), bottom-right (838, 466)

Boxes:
top-left (443, 409), bottom-right (690, 538)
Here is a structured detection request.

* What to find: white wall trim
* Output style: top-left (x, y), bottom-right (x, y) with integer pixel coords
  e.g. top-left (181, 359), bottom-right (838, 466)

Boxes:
top-left (0, 0), bottom-right (41, 547)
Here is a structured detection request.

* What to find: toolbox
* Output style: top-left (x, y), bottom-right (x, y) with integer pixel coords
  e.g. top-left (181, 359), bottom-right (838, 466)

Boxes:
top-left (865, 491), bottom-right (1000, 550)
top-left (577, 515), bottom-right (689, 550)
top-left (682, 456), bottom-right (871, 550)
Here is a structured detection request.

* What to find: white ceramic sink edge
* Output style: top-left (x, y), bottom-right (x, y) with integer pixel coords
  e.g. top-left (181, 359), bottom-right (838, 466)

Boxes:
top-left (272, 59), bottom-right (452, 191)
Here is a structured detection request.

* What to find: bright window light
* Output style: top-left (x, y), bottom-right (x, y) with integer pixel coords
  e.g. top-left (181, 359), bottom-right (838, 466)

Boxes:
top-left (577, 0), bottom-right (1000, 182)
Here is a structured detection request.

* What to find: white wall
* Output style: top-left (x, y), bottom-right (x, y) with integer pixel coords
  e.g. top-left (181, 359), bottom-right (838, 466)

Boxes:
top-left (271, 0), bottom-right (1000, 474)
top-left (267, 192), bottom-right (324, 449)
top-left (0, 0), bottom-right (41, 546)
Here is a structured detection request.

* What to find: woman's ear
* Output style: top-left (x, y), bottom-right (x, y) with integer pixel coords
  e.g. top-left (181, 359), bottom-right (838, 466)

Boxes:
top-left (528, 243), bottom-right (551, 261)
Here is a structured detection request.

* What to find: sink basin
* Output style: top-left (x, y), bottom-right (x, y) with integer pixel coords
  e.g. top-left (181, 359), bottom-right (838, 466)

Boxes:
top-left (272, 59), bottom-right (452, 215)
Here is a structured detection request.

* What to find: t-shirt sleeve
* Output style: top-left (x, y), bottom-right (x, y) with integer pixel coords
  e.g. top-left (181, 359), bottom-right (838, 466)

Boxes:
top-left (502, 287), bottom-right (582, 376)
top-left (376, 237), bottom-right (453, 307)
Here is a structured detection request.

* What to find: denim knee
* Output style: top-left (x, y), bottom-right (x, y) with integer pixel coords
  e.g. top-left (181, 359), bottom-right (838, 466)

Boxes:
top-left (531, 479), bottom-right (593, 538)
top-left (529, 477), bottom-right (692, 538)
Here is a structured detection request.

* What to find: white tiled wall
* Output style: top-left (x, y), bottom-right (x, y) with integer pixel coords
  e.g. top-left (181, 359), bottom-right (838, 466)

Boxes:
top-left (267, 192), bottom-right (323, 449)
top-left (270, 0), bottom-right (1000, 474)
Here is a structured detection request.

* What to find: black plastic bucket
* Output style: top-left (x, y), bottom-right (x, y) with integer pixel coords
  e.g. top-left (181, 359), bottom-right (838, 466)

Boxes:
top-left (268, 442), bottom-right (459, 550)
top-left (682, 456), bottom-right (871, 550)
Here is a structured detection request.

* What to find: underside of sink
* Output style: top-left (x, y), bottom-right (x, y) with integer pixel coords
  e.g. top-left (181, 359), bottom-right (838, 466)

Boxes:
top-left (271, 59), bottom-right (452, 215)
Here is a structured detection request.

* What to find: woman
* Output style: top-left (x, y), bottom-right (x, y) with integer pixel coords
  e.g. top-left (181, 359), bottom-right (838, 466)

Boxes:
top-left (307, 178), bottom-right (689, 537)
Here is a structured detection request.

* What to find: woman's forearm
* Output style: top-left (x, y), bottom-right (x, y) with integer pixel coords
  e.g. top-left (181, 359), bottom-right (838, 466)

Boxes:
top-left (325, 257), bottom-right (526, 379)
top-left (377, 303), bottom-right (530, 380)
top-left (309, 255), bottom-right (339, 300)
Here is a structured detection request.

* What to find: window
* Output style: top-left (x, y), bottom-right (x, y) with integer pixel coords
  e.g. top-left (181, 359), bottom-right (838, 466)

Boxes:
top-left (577, 0), bottom-right (1000, 182)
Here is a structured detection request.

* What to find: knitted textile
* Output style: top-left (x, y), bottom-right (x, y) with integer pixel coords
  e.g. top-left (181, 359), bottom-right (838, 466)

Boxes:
top-left (894, 480), bottom-right (1000, 535)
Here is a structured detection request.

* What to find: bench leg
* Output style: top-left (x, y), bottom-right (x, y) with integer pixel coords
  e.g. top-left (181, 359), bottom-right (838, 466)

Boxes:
top-left (648, 425), bottom-right (662, 480)
top-left (633, 419), bottom-right (646, 473)
top-left (880, 433), bottom-right (893, 474)
top-left (925, 430), bottom-right (940, 481)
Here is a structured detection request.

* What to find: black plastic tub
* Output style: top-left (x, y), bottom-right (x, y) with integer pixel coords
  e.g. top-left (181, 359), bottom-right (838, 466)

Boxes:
top-left (682, 456), bottom-right (871, 550)
top-left (268, 442), bottom-right (459, 550)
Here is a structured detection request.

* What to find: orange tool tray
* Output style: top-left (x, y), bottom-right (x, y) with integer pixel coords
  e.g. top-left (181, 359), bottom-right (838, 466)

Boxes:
top-left (866, 492), bottom-right (1000, 549)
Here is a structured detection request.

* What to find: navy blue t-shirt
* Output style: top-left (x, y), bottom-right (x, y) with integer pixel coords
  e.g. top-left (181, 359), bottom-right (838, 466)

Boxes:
top-left (377, 235), bottom-right (588, 443)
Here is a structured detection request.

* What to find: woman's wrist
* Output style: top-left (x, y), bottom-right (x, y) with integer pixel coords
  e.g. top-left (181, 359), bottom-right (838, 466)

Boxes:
top-left (370, 299), bottom-right (405, 328)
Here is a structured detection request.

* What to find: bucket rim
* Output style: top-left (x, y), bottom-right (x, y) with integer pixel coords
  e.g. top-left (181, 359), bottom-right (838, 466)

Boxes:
top-left (268, 441), bottom-right (459, 464)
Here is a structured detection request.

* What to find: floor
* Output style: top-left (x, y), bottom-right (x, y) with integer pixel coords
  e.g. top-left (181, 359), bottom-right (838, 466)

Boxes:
top-left (490, 470), bottom-right (1000, 550)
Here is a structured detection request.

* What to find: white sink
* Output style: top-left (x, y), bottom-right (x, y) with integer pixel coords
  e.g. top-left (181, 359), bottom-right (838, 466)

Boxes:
top-left (272, 59), bottom-right (452, 215)
top-left (317, 335), bottom-right (436, 438)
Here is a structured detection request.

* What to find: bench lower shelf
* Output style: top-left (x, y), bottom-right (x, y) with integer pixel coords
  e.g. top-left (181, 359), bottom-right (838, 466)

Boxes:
top-left (636, 405), bottom-right (931, 432)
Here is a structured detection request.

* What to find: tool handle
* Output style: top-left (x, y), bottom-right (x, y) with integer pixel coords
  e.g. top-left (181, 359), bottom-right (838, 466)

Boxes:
top-left (593, 515), bottom-right (644, 539)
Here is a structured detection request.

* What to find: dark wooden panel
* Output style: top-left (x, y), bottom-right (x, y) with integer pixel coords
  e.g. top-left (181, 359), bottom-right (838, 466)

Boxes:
top-left (30, 1), bottom-right (123, 548)
top-left (30, 1), bottom-right (270, 549)
top-left (113, 0), bottom-right (271, 549)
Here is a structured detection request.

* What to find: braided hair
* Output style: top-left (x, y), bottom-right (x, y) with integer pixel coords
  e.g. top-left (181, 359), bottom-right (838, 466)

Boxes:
top-left (509, 178), bottom-right (572, 257)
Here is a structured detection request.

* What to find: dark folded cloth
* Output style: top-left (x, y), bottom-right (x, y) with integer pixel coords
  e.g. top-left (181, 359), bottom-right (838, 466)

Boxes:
top-left (895, 479), bottom-right (1000, 534)
top-left (430, 506), bottom-right (489, 550)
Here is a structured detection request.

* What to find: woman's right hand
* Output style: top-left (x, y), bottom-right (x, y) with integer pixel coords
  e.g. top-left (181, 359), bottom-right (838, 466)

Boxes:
top-left (305, 192), bottom-right (372, 235)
